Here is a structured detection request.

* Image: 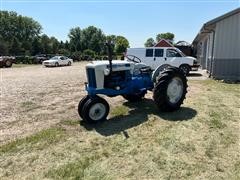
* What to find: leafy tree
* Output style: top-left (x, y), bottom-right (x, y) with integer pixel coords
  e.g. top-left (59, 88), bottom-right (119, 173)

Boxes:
top-left (64, 40), bottom-right (70, 51)
top-left (58, 48), bottom-right (70, 56)
top-left (0, 11), bottom-right (42, 54)
top-left (59, 41), bottom-right (65, 49)
top-left (114, 36), bottom-right (129, 54)
top-left (83, 49), bottom-right (95, 58)
top-left (104, 35), bottom-right (117, 55)
top-left (156, 32), bottom-right (175, 43)
top-left (0, 40), bottom-right (9, 55)
top-left (10, 38), bottom-right (22, 55)
top-left (144, 38), bottom-right (155, 47)
top-left (32, 37), bottom-right (43, 55)
top-left (41, 34), bottom-right (51, 54)
top-left (68, 27), bottom-right (82, 52)
top-left (50, 37), bottom-right (59, 54)
top-left (81, 26), bottom-right (105, 54)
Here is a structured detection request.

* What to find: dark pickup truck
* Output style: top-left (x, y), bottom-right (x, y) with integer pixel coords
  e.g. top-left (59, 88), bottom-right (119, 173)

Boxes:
top-left (0, 56), bottom-right (16, 68)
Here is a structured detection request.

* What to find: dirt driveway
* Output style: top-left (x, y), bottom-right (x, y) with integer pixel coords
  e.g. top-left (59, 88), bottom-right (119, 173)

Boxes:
top-left (0, 63), bottom-right (90, 144)
top-left (0, 63), bottom-right (205, 144)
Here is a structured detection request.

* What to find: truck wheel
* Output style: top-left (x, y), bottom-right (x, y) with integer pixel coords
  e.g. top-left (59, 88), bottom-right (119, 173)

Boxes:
top-left (153, 67), bottom-right (187, 111)
top-left (55, 62), bottom-right (59, 67)
top-left (179, 65), bottom-right (190, 76)
top-left (82, 96), bottom-right (109, 123)
top-left (122, 91), bottom-right (146, 102)
top-left (5, 60), bottom-right (12, 68)
top-left (67, 61), bottom-right (71, 66)
top-left (78, 95), bottom-right (90, 118)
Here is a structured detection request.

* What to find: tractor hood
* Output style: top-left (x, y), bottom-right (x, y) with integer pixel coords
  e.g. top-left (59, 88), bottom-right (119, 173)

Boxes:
top-left (86, 60), bottom-right (135, 72)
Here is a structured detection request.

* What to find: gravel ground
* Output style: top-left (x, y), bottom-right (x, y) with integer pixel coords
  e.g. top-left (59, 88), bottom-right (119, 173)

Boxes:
top-left (0, 63), bottom-right (90, 144)
top-left (0, 63), bottom-right (206, 144)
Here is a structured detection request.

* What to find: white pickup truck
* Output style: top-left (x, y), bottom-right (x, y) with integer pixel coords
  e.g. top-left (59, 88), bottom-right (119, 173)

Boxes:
top-left (125, 47), bottom-right (199, 75)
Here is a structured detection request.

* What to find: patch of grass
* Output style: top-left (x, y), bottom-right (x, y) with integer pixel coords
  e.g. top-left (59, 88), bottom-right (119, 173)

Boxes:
top-left (110, 105), bottom-right (129, 118)
top-left (0, 127), bottom-right (66, 154)
top-left (61, 119), bottom-right (80, 126)
top-left (46, 157), bottom-right (90, 179)
top-left (45, 155), bottom-right (103, 179)
top-left (208, 111), bottom-right (226, 129)
top-left (12, 64), bottom-right (39, 68)
top-left (20, 100), bottom-right (41, 112)
top-left (205, 140), bottom-right (217, 159)
top-left (220, 131), bottom-right (237, 148)
top-left (234, 161), bottom-right (240, 178)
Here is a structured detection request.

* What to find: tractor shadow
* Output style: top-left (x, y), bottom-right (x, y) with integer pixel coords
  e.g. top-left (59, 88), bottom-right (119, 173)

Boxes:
top-left (80, 98), bottom-right (197, 136)
top-left (188, 72), bottom-right (203, 77)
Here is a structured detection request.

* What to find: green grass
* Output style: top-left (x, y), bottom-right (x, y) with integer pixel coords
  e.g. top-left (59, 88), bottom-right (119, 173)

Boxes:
top-left (0, 127), bottom-right (66, 154)
top-left (61, 119), bottom-right (80, 126)
top-left (12, 63), bottom-right (40, 68)
top-left (0, 79), bottom-right (239, 179)
top-left (20, 100), bottom-right (42, 112)
top-left (110, 105), bottom-right (129, 118)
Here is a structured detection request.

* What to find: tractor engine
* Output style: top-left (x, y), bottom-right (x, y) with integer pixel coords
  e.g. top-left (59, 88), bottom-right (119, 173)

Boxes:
top-left (85, 60), bottom-right (134, 90)
top-left (104, 70), bottom-right (131, 90)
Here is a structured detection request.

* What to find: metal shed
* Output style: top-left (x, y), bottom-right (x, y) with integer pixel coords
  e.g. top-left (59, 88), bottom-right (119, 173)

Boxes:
top-left (192, 8), bottom-right (240, 81)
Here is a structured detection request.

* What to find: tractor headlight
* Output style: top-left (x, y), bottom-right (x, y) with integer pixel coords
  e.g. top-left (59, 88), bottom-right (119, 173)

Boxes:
top-left (104, 68), bottom-right (110, 76)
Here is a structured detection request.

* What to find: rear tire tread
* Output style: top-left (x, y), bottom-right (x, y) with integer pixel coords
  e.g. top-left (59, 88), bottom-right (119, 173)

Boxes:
top-left (153, 67), bottom-right (187, 111)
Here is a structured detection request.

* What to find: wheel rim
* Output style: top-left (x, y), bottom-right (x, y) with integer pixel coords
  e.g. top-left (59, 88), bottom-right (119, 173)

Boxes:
top-left (181, 66), bottom-right (188, 74)
top-left (167, 77), bottom-right (184, 104)
top-left (6, 61), bottom-right (11, 66)
top-left (89, 103), bottom-right (106, 121)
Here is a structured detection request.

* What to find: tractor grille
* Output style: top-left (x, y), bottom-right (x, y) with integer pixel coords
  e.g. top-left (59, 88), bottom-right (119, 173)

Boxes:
top-left (86, 68), bottom-right (96, 88)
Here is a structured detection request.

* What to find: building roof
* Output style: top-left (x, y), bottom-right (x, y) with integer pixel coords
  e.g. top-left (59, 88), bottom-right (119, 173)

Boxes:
top-left (192, 8), bottom-right (240, 44)
top-left (154, 39), bottom-right (173, 47)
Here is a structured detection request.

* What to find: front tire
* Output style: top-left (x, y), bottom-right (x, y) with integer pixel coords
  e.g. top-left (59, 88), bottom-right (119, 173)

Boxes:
top-left (67, 61), bottom-right (71, 66)
top-left (179, 65), bottom-right (190, 76)
top-left (78, 95), bottom-right (90, 118)
top-left (55, 62), bottom-right (59, 67)
top-left (5, 60), bottom-right (12, 68)
top-left (82, 96), bottom-right (109, 123)
top-left (153, 67), bottom-right (187, 111)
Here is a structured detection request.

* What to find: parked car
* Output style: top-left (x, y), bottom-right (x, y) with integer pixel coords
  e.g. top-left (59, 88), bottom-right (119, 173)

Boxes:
top-left (0, 56), bottom-right (16, 68)
top-left (126, 47), bottom-right (199, 75)
top-left (34, 54), bottom-right (48, 64)
top-left (42, 56), bottom-right (73, 67)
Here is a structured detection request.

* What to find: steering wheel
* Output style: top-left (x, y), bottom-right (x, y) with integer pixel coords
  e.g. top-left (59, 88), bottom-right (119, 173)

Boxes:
top-left (125, 55), bottom-right (141, 63)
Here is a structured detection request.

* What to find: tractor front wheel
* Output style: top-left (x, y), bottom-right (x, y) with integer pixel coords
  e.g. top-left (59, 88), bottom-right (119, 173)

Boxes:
top-left (78, 95), bottom-right (90, 118)
top-left (153, 67), bottom-right (187, 111)
top-left (81, 96), bottom-right (109, 123)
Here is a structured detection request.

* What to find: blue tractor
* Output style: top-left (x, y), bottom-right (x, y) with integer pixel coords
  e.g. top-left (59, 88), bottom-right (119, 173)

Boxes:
top-left (78, 43), bottom-right (187, 123)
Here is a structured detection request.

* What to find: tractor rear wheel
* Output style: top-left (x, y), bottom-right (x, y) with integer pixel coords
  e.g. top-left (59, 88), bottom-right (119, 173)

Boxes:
top-left (78, 95), bottom-right (90, 118)
top-left (122, 91), bottom-right (146, 102)
top-left (82, 96), bottom-right (109, 123)
top-left (153, 67), bottom-right (187, 111)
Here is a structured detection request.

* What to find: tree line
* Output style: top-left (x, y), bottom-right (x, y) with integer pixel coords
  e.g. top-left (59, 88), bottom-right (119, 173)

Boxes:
top-left (0, 11), bottom-right (129, 60)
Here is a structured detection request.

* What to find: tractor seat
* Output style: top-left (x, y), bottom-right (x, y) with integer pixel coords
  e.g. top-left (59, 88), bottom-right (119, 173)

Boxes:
top-left (140, 66), bottom-right (152, 73)
top-left (133, 63), bottom-right (152, 75)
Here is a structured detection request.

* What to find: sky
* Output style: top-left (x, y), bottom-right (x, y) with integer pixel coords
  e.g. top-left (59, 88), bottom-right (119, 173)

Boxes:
top-left (0, 0), bottom-right (239, 47)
